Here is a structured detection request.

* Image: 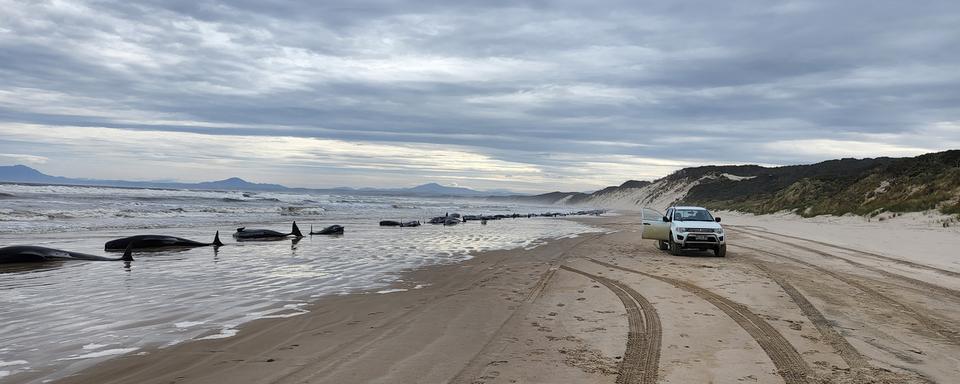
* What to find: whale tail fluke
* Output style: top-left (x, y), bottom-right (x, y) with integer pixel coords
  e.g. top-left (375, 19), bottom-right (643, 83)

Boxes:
top-left (212, 231), bottom-right (224, 247)
top-left (122, 242), bottom-right (135, 262)
top-left (292, 221), bottom-right (304, 238)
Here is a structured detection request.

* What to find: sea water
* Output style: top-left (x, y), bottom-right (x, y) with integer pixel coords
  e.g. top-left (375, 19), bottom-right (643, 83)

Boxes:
top-left (0, 183), bottom-right (600, 382)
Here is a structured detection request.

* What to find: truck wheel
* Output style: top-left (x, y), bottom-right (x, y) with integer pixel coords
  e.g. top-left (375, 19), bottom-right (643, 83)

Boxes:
top-left (714, 244), bottom-right (727, 257)
top-left (669, 235), bottom-right (681, 255)
top-left (658, 240), bottom-right (668, 250)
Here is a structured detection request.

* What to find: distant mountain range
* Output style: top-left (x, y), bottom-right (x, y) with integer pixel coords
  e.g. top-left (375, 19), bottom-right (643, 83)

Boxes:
top-left (0, 165), bottom-right (520, 197)
top-left (492, 150), bottom-right (960, 217)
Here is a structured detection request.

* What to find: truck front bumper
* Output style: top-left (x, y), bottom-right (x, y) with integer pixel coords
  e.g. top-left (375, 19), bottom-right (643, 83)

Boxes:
top-left (676, 233), bottom-right (724, 249)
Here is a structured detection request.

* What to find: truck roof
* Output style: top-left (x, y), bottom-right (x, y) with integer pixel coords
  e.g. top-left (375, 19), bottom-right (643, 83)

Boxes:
top-left (672, 206), bottom-right (708, 210)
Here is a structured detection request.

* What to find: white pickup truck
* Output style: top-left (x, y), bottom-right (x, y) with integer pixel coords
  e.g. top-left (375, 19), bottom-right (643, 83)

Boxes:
top-left (642, 206), bottom-right (726, 257)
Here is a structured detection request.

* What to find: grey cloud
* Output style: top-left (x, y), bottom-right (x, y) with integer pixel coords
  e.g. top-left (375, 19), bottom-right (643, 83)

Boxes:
top-left (0, 0), bottom-right (958, 190)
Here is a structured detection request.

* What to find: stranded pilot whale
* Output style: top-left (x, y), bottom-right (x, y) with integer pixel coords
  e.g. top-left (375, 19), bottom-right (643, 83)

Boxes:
top-left (233, 221), bottom-right (304, 240)
top-left (104, 231), bottom-right (224, 251)
top-left (310, 224), bottom-right (344, 235)
top-left (0, 243), bottom-right (134, 264)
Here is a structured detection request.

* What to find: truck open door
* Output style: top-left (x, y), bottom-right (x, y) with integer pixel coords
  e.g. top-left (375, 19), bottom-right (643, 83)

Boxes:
top-left (641, 207), bottom-right (671, 241)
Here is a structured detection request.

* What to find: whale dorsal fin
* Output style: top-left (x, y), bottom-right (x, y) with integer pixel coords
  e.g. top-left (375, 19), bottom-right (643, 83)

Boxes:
top-left (122, 242), bottom-right (135, 262)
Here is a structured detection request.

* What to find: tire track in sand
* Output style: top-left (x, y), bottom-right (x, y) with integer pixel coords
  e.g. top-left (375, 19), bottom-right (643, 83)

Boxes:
top-left (750, 262), bottom-right (870, 369)
top-left (734, 244), bottom-right (960, 345)
top-left (585, 258), bottom-right (813, 384)
top-left (448, 234), bottom-right (601, 384)
top-left (560, 265), bottom-right (661, 384)
top-left (524, 266), bottom-right (559, 303)
top-left (728, 226), bottom-right (960, 287)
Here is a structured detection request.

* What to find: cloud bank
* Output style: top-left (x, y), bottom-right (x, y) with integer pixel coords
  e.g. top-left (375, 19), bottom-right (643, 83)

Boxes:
top-left (0, 0), bottom-right (958, 191)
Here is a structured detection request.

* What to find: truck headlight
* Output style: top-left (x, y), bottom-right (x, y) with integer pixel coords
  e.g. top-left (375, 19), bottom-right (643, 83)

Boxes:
top-left (676, 227), bottom-right (688, 233)
top-left (716, 228), bottom-right (724, 235)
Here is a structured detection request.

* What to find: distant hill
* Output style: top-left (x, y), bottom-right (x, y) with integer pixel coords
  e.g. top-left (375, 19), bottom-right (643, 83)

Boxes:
top-left (0, 165), bottom-right (74, 184)
top-left (681, 151), bottom-right (960, 217)
top-left (491, 179), bottom-right (651, 206)
top-left (0, 165), bottom-right (292, 192)
top-left (0, 165), bottom-right (519, 197)
top-left (403, 182), bottom-right (490, 196)
top-left (191, 177), bottom-right (288, 191)
top-left (492, 150), bottom-right (960, 217)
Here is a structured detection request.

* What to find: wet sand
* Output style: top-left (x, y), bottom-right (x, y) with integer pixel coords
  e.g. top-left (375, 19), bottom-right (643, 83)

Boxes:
top-left (46, 213), bottom-right (959, 383)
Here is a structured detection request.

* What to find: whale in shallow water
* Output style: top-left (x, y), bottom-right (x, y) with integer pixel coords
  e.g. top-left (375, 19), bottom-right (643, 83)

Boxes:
top-left (0, 244), bottom-right (134, 264)
top-left (105, 232), bottom-right (224, 251)
top-left (310, 224), bottom-right (344, 235)
top-left (233, 222), bottom-right (304, 240)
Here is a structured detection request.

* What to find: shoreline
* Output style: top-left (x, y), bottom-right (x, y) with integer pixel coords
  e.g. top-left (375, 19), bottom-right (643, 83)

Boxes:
top-left (1, 214), bottom-right (600, 383)
top-left (11, 212), bottom-right (960, 383)
top-left (24, 225), bottom-right (596, 383)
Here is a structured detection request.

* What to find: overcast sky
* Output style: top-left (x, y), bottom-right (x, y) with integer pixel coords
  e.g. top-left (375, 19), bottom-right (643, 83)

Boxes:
top-left (1, 1), bottom-right (958, 192)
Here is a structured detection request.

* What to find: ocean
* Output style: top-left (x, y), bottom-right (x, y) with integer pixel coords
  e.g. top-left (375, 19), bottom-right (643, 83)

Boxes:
top-left (0, 183), bottom-right (601, 382)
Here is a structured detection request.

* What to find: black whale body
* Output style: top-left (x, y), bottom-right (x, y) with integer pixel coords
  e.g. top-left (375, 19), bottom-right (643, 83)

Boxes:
top-left (233, 222), bottom-right (304, 240)
top-left (0, 245), bottom-right (134, 264)
top-left (311, 225), bottom-right (344, 235)
top-left (105, 232), bottom-right (223, 251)
top-left (380, 220), bottom-right (419, 227)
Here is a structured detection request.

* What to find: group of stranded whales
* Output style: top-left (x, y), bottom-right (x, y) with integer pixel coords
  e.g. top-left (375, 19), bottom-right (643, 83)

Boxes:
top-left (0, 222), bottom-right (307, 265)
top-left (393, 209), bottom-right (607, 227)
top-left (1, 209), bottom-right (606, 264)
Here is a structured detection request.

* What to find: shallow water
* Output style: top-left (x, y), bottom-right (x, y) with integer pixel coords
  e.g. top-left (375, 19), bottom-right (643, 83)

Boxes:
top-left (0, 184), bottom-right (601, 382)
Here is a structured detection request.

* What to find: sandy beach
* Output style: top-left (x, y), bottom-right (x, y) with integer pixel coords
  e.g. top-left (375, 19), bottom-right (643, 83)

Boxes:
top-left (41, 212), bottom-right (960, 383)
top-left (5, 1), bottom-right (958, 383)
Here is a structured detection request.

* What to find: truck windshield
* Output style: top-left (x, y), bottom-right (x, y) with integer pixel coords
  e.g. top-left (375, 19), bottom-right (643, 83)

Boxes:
top-left (673, 209), bottom-right (715, 222)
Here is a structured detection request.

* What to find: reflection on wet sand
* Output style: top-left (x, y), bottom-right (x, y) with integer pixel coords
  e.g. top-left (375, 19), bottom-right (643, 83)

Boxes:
top-left (0, 216), bottom-right (598, 382)
top-left (0, 260), bottom-right (67, 274)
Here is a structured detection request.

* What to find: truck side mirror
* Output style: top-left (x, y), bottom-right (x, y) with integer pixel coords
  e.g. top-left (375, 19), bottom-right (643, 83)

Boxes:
top-left (715, 217), bottom-right (721, 222)
top-left (662, 216), bottom-right (670, 222)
